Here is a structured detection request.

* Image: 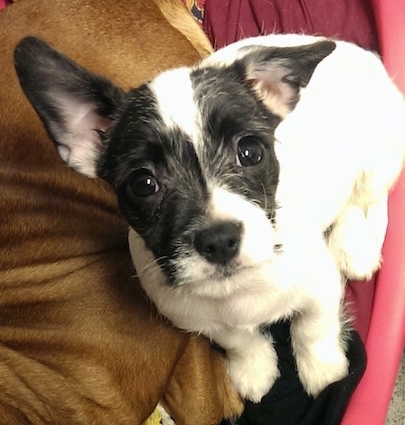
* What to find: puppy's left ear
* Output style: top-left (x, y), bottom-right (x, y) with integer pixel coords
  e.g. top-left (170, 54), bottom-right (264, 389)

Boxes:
top-left (239, 40), bottom-right (336, 117)
top-left (14, 36), bottom-right (126, 177)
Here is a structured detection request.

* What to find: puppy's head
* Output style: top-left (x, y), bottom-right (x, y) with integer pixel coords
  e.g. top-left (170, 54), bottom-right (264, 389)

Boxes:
top-left (14, 36), bottom-right (335, 298)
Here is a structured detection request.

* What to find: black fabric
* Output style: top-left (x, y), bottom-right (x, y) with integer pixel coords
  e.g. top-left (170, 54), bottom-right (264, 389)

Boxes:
top-left (222, 321), bottom-right (367, 425)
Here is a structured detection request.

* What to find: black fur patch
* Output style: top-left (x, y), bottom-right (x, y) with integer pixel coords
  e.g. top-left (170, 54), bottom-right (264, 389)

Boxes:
top-left (97, 84), bottom-right (207, 279)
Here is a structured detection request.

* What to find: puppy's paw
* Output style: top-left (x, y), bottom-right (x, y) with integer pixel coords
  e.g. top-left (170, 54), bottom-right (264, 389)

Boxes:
top-left (296, 344), bottom-right (349, 397)
top-left (337, 237), bottom-right (382, 280)
top-left (328, 205), bottom-right (385, 280)
top-left (227, 341), bottom-right (280, 403)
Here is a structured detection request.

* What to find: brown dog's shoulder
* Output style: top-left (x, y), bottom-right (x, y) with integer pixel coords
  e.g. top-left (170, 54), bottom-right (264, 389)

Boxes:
top-left (162, 336), bottom-right (244, 425)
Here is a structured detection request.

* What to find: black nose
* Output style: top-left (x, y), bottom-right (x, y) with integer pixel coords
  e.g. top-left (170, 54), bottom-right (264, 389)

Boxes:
top-left (194, 222), bottom-right (242, 265)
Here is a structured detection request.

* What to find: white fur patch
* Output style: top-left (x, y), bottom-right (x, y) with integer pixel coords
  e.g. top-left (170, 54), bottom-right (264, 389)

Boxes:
top-left (149, 68), bottom-right (202, 148)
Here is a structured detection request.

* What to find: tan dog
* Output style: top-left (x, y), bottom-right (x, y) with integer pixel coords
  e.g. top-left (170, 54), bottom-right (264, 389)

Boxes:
top-left (0, 1), bottom-right (243, 424)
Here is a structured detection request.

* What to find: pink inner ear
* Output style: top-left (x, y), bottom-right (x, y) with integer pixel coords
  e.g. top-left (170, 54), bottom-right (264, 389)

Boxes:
top-left (48, 90), bottom-right (113, 177)
top-left (247, 67), bottom-right (297, 119)
top-left (50, 90), bottom-right (112, 142)
top-left (66, 108), bottom-right (112, 177)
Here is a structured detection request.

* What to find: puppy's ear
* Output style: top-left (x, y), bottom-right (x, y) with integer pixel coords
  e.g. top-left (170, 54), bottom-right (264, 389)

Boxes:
top-left (239, 40), bottom-right (336, 118)
top-left (14, 36), bottom-right (125, 177)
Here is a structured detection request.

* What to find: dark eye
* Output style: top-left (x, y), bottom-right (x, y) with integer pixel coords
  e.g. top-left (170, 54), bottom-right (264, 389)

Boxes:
top-left (127, 171), bottom-right (159, 198)
top-left (236, 136), bottom-right (263, 167)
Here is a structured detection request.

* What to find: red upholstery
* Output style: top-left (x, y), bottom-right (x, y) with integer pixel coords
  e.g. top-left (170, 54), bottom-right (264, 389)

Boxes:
top-left (203, 0), bottom-right (379, 51)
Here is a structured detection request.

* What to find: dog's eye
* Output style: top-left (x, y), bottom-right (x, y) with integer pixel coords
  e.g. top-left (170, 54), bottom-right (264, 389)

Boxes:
top-left (236, 136), bottom-right (263, 167)
top-left (127, 171), bottom-right (159, 198)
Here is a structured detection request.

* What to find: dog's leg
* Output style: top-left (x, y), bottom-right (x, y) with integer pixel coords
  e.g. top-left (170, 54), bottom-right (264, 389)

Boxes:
top-left (327, 196), bottom-right (388, 280)
top-left (290, 239), bottom-right (349, 397)
top-left (212, 329), bottom-right (279, 403)
top-left (291, 308), bottom-right (348, 397)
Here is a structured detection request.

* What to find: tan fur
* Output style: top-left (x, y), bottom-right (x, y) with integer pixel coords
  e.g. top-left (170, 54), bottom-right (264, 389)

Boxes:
top-left (0, 0), bottom-right (243, 423)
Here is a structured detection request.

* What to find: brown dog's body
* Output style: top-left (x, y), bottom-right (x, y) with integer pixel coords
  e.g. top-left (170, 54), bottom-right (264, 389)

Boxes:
top-left (0, 1), bottom-right (242, 423)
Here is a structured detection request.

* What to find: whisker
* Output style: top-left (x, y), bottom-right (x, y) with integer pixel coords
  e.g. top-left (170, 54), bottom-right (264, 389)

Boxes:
top-left (133, 255), bottom-right (169, 279)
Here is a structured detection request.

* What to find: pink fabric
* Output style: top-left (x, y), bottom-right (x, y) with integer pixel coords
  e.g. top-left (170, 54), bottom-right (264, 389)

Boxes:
top-left (373, 0), bottom-right (405, 88)
top-left (344, 181), bottom-right (405, 425)
top-left (0, 0), bottom-right (6, 11)
top-left (203, 0), bottom-right (378, 50)
top-left (345, 279), bottom-right (375, 343)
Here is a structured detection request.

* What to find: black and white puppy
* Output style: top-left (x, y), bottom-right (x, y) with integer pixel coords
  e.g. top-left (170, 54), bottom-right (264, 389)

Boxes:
top-left (14, 35), bottom-right (405, 403)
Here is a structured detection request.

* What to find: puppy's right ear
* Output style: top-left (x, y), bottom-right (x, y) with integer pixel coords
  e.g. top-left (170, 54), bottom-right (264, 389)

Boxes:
top-left (237, 40), bottom-right (336, 118)
top-left (14, 36), bottom-right (126, 177)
